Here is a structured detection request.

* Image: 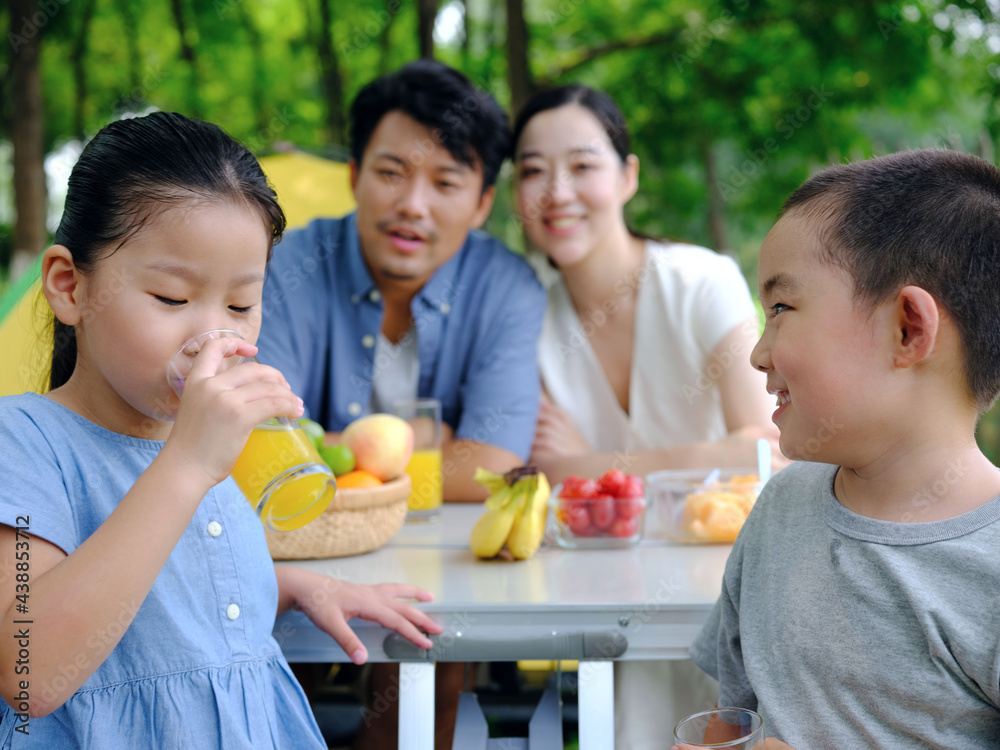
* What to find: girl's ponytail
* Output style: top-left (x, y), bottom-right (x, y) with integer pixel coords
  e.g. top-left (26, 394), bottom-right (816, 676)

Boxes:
top-left (50, 320), bottom-right (76, 390)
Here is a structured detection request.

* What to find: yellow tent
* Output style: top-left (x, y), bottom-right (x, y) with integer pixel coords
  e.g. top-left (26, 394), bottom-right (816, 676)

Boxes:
top-left (0, 152), bottom-right (355, 397)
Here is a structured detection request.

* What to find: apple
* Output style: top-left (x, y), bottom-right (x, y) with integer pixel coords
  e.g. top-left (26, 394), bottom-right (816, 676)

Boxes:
top-left (341, 414), bottom-right (414, 481)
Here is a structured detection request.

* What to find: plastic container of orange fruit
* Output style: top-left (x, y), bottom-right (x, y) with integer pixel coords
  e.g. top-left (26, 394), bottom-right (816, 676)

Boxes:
top-left (646, 468), bottom-right (761, 543)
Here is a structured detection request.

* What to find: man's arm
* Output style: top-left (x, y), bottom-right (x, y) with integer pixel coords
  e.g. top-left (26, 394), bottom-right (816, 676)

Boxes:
top-left (441, 423), bottom-right (522, 501)
top-left (446, 262), bottom-right (547, 501)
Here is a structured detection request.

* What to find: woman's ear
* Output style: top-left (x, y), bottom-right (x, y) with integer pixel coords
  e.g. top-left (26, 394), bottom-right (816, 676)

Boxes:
top-left (42, 245), bottom-right (84, 326)
top-left (892, 285), bottom-right (939, 369)
top-left (348, 159), bottom-right (359, 194)
top-left (621, 154), bottom-right (640, 204)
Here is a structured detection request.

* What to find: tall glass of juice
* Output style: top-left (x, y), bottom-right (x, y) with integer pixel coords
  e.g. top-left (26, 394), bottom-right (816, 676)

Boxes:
top-left (167, 330), bottom-right (335, 531)
top-left (393, 398), bottom-right (442, 523)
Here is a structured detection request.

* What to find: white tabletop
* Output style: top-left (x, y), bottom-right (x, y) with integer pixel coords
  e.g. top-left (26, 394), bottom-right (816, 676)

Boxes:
top-left (274, 504), bottom-right (731, 663)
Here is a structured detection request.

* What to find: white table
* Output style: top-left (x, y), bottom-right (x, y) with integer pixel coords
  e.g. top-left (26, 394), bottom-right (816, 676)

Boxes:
top-left (274, 505), bottom-right (731, 750)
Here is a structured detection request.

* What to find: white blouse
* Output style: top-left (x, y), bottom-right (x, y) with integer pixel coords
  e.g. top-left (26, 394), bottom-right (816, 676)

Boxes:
top-left (538, 240), bottom-right (757, 453)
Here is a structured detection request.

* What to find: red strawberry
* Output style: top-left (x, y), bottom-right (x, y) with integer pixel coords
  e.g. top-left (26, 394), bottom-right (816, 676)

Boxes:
top-left (598, 469), bottom-right (626, 497)
top-left (589, 494), bottom-right (616, 531)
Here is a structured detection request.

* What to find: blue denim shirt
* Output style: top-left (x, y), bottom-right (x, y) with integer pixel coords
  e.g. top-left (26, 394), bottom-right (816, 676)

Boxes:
top-left (258, 213), bottom-right (545, 460)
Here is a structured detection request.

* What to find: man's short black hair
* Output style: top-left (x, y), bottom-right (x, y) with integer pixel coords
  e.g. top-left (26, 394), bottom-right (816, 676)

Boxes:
top-left (349, 59), bottom-right (510, 192)
top-left (783, 149), bottom-right (1000, 412)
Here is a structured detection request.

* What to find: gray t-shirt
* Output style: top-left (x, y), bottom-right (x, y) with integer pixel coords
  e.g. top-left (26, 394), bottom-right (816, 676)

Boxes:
top-left (368, 329), bottom-right (420, 415)
top-left (692, 461), bottom-right (1000, 748)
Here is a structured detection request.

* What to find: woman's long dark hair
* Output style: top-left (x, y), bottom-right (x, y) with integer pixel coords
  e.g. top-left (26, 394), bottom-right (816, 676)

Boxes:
top-left (49, 111), bottom-right (286, 390)
top-left (513, 84), bottom-right (632, 164)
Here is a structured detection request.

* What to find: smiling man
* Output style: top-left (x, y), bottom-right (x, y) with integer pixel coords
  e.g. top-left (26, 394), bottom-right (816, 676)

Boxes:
top-left (258, 60), bottom-right (545, 502)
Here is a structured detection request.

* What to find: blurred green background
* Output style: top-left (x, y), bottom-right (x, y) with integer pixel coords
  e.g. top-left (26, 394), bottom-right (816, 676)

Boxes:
top-left (2, 0), bottom-right (1000, 459)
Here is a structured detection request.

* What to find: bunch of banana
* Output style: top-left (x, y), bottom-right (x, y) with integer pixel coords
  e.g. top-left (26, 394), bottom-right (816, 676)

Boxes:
top-left (469, 466), bottom-right (551, 560)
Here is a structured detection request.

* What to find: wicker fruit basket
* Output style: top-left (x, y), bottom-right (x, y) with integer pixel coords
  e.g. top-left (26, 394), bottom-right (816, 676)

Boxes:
top-left (265, 474), bottom-right (411, 560)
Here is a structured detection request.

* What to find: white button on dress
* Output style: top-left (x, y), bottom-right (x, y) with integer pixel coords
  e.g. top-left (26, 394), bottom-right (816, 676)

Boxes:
top-left (226, 603), bottom-right (241, 621)
top-left (348, 402), bottom-right (362, 416)
top-left (206, 521), bottom-right (222, 538)
top-left (370, 290), bottom-right (382, 302)
top-left (362, 334), bottom-right (375, 348)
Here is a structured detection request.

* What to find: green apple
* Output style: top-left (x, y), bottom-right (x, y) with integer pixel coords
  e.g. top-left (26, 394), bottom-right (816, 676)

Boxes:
top-left (319, 444), bottom-right (356, 477)
top-left (298, 417), bottom-right (326, 449)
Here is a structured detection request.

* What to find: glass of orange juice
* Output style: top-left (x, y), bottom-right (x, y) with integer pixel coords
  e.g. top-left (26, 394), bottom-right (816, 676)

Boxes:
top-left (167, 330), bottom-right (335, 532)
top-left (393, 398), bottom-right (442, 523)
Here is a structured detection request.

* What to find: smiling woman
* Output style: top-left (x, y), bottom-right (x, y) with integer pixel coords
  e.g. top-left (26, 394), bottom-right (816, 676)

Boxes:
top-left (513, 84), bottom-right (782, 748)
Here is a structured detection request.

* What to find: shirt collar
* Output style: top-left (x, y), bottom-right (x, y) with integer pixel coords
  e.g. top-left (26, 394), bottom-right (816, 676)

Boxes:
top-left (343, 212), bottom-right (379, 302)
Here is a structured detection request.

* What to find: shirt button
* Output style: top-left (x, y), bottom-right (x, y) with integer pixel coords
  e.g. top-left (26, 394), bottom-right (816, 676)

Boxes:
top-left (351, 294), bottom-right (360, 305)
top-left (226, 603), bottom-right (241, 621)
top-left (440, 302), bottom-right (451, 314)
top-left (348, 402), bottom-right (362, 417)
top-left (369, 290), bottom-right (382, 302)
top-left (361, 334), bottom-right (375, 349)
top-left (206, 521), bottom-right (223, 538)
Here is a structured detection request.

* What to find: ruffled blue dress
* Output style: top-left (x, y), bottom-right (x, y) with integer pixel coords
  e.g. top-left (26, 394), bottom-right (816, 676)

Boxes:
top-left (0, 394), bottom-right (326, 749)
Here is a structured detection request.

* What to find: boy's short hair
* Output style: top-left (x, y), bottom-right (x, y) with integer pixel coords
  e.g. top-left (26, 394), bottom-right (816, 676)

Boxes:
top-left (349, 59), bottom-right (511, 192)
top-left (782, 149), bottom-right (1000, 412)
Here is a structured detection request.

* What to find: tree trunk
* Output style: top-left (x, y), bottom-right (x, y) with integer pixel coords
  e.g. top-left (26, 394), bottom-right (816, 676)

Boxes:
top-left (116, 0), bottom-right (142, 94)
top-left (237, 3), bottom-right (269, 134)
top-left (10, 0), bottom-right (48, 279)
top-left (505, 0), bottom-right (532, 116)
top-left (461, 0), bottom-right (470, 65)
top-left (71, 0), bottom-right (99, 140)
top-left (169, 0), bottom-right (202, 117)
top-left (316, 0), bottom-right (346, 146)
top-left (377, 0), bottom-right (397, 75)
top-left (417, 0), bottom-right (437, 59)
top-left (701, 139), bottom-right (729, 252)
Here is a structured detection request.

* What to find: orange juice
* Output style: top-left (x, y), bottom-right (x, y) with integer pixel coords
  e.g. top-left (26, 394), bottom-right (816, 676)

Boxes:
top-left (231, 421), bottom-right (335, 531)
top-left (404, 448), bottom-right (443, 511)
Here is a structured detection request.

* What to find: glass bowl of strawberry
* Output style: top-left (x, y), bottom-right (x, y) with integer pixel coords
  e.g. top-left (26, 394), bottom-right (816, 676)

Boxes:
top-left (550, 470), bottom-right (646, 548)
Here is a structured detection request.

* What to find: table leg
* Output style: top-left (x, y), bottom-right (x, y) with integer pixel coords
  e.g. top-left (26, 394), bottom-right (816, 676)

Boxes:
top-left (399, 661), bottom-right (436, 750)
top-left (578, 661), bottom-right (614, 749)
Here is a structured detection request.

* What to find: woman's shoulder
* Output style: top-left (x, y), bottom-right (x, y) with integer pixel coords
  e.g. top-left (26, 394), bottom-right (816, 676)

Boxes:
top-left (642, 239), bottom-right (748, 296)
top-left (644, 238), bottom-right (742, 273)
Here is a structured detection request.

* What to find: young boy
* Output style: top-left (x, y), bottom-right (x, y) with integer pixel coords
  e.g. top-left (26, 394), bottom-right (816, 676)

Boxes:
top-left (684, 149), bottom-right (1000, 749)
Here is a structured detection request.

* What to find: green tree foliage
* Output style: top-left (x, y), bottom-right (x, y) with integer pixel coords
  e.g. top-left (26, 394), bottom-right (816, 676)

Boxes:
top-left (4, 0), bottom-right (1000, 459)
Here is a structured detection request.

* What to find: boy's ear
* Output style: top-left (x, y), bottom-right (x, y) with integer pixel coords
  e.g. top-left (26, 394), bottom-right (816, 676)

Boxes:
top-left (42, 245), bottom-right (85, 326)
top-left (892, 285), bottom-right (939, 369)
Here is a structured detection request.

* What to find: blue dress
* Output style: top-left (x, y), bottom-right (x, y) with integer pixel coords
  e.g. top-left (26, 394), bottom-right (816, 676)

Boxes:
top-left (0, 394), bottom-right (326, 749)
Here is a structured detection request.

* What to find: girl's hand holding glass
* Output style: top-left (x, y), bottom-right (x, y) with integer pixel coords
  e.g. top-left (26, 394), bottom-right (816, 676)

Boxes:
top-left (167, 329), bottom-right (336, 531)
top-left (165, 334), bottom-right (304, 489)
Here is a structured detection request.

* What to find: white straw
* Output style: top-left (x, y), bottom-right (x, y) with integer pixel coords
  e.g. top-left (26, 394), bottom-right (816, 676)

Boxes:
top-left (757, 438), bottom-right (772, 484)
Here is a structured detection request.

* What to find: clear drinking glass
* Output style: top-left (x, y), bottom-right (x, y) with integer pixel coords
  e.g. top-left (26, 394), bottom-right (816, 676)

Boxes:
top-left (167, 329), bottom-right (335, 532)
top-left (393, 398), bottom-right (443, 523)
top-left (673, 707), bottom-right (765, 749)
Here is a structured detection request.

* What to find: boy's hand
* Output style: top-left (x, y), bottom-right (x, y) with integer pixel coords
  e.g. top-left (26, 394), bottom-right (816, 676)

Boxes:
top-left (276, 567), bottom-right (443, 665)
top-left (673, 740), bottom-right (795, 750)
top-left (165, 337), bottom-right (304, 488)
